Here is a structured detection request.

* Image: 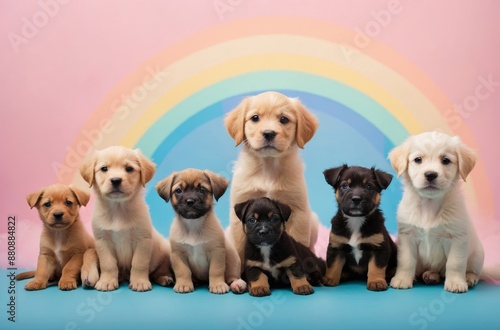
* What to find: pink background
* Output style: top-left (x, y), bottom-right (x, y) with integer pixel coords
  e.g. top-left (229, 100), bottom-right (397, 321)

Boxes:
top-left (1, 0), bottom-right (499, 267)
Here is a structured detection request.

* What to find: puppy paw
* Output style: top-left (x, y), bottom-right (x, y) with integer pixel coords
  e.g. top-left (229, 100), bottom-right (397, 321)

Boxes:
top-left (466, 272), bottom-right (480, 288)
top-left (81, 268), bottom-right (100, 288)
top-left (322, 276), bottom-right (340, 287)
top-left (174, 280), bottom-right (194, 293)
top-left (154, 275), bottom-right (174, 287)
top-left (444, 278), bottom-right (468, 293)
top-left (422, 270), bottom-right (441, 285)
top-left (249, 286), bottom-right (270, 297)
top-left (230, 279), bottom-right (247, 294)
top-left (129, 278), bottom-right (152, 292)
top-left (390, 275), bottom-right (414, 289)
top-left (209, 282), bottom-right (230, 294)
top-left (367, 279), bottom-right (388, 291)
top-left (58, 279), bottom-right (78, 291)
top-left (25, 280), bottom-right (47, 291)
top-left (293, 284), bottom-right (314, 295)
top-left (95, 277), bottom-right (119, 291)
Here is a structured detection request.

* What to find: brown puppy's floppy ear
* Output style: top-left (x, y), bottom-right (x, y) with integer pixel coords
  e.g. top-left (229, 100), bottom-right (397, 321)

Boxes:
top-left (323, 165), bottom-right (348, 189)
top-left (26, 189), bottom-right (44, 209)
top-left (388, 137), bottom-right (412, 177)
top-left (372, 168), bottom-right (393, 190)
top-left (69, 185), bottom-right (90, 206)
top-left (135, 149), bottom-right (156, 186)
top-left (273, 199), bottom-right (292, 222)
top-left (155, 172), bottom-right (176, 203)
top-left (79, 152), bottom-right (98, 187)
top-left (453, 136), bottom-right (476, 181)
top-left (225, 97), bottom-right (251, 146)
top-left (203, 170), bottom-right (229, 202)
top-left (234, 200), bottom-right (252, 223)
top-left (291, 97), bottom-right (318, 149)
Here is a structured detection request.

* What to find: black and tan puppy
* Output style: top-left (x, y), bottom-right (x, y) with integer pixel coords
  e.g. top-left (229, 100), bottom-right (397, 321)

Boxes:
top-left (234, 197), bottom-right (325, 297)
top-left (156, 168), bottom-right (246, 294)
top-left (323, 165), bottom-right (397, 291)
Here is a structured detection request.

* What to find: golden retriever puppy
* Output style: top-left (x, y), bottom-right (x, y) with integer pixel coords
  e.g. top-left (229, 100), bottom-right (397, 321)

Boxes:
top-left (225, 91), bottom-right (319, 268)
top-left (79, 146), bottom-right (172, 292)
top-left (16, 184), bottom-right (94, 291)
top-left (389, 131), bottom-right (485, 293)
top-left (156, 168), bottom-right (246, 294)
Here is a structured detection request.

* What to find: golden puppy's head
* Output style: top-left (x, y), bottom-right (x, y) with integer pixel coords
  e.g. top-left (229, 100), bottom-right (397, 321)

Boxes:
top-left (155, 168), bottom-right (228, 219)
top-left (27, 184), bottom-right (90, 230)
top-left (389, 131), bottom-right (476, 198)
top-left (224, 91), bottom-right (318, 157)
top-left (79, 146), bottom-right (156, 202)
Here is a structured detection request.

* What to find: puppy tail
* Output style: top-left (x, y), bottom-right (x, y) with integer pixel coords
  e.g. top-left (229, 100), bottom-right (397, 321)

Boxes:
top-left (16, 270), bottom-right (36, 281)
top-left (480, 265), bottom-right (500, 284)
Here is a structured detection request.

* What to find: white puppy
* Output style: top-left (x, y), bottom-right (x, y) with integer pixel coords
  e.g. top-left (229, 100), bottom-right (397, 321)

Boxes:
top-left (389, 131), bottom-right (484, 293)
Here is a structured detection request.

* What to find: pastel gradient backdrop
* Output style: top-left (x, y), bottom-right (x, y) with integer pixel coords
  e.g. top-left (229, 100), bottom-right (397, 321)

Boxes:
top-left (1, 0), bottom-right (500, 271)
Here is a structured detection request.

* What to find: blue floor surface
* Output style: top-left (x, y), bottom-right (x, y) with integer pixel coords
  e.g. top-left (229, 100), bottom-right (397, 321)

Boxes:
top-left (2, 269), bottom-right (499, 330)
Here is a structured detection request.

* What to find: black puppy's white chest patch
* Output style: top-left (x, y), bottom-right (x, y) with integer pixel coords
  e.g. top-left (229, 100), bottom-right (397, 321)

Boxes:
top-left (345, 215), bottom-right (366, 264)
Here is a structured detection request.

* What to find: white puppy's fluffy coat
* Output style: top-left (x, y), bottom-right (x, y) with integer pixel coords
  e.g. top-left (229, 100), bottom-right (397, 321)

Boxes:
top-left (389, 131), bottom-right (484, 293)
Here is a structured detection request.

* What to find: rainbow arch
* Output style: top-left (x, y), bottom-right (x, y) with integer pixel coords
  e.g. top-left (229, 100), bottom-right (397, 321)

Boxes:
top-left (62, 17), bottom-right (494, 233)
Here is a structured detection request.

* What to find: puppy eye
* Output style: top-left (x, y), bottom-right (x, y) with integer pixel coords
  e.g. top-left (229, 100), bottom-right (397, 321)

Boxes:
top-left (101, 166), bottom-right (108, 172)
top-left (197, 187), bottom-right (206, 193)
top-left (174, 187), bottom-right (182, 194)
top-left (65, 200), bottom-right (73, 206)
top-left (270, 215), bottom-right (280, 223)
top-left (441, 157), bottom-right (451, 165)
top-left (414, 157), bottom-right (422, 164)
top-left (279, 116), bottom-right (289, 124)
top-left (247, 217), bottom-right (257, 224)
top-left (366, 184), bottom-right (374, 191)
top-left (340, 183), bottom-right (349, 190)
top-left (125, 166), bottom-right (134, 173)
top-left (43, 201), bottom-right (51, 208)
top-left (251, 115), bottom-right (259, 122)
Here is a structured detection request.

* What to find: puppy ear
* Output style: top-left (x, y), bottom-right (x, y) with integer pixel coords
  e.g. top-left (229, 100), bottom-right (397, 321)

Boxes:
top-left (225, 97), bottom-right (250, 146)
top-left (291, 98), bottom-right (318, 149)
top-left (79, 152), bottom-right (97, 187)
top-left (273, 199), bottom-right (292, 222)
top-left (454, 137), bottom-right (476, 181)
top-left (26, 189), bottom-right (44, 209)
top-left (372, 168), bottom-right (393, 190)
top-left (155, 173), bottom-right (176, 203)
top-left (69, 186), bottom-right (90, 206)
top-left (203, 170), bottom-right (229, 201)
top-left (135, 149), bottom-right (156, 186)
top-left (323, 165), bottom-right (348, 189)
top-left (234, 200), bottom-right (252, 223)
top-left (389, 138), bottom-right (412, 177)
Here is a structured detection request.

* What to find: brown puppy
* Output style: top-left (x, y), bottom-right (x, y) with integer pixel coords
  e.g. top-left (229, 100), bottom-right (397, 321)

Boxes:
top-left (225, 91), bottom-right (319, 270)
top-left (79, 146), bottom-right (173, 292)
top-left (16, 184), bottom-right (94, 291)
top-left (156, 168), bottom-right (246, 294)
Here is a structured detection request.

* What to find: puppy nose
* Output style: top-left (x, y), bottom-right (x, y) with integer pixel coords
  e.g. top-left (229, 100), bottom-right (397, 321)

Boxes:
top-left (258, 227), bottom-right (269, 237)
top-left (53, 212), bottom-right (64, 220)
top-left (351, 196), bottom-right (362, 205)
top-left (110, 178), bottom-right (122, 186)
top-left (186, 198), bottom-right (195, 206)
top-left (425, 172), bottom-right (438, 182)
top-left (262, 130), bottom-right (276, 141)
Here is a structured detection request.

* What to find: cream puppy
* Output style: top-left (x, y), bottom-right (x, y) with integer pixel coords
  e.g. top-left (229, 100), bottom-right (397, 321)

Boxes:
top-left (225, 91), bottom-right (319, 269)
top-left (389, 131), bottom-right (484, 293)
top-left (80, 146), bottom-right (172, 292)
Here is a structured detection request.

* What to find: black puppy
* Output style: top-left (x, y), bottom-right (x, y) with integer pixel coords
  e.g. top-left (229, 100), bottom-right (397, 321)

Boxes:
top-left (323, 165), bottom-right (397, 291)
top-left (234, 197), bottom-right (325, 297)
